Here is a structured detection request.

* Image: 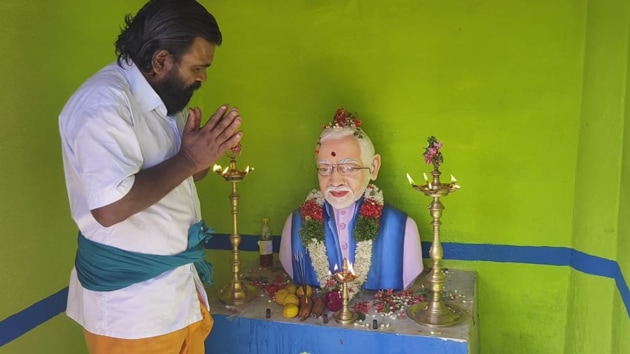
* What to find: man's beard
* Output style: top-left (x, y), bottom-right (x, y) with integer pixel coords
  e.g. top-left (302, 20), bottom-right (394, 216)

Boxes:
top-left (325, 186), bottom-right (358, 210)
top-left (152, 71), bottom-right (201, 115)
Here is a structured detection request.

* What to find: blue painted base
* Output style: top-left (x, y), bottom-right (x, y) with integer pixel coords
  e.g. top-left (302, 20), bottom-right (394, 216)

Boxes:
top-left (205, 314), bottom-right (468, 354)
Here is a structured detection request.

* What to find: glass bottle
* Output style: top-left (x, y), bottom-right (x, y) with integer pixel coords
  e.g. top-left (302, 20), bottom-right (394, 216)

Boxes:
top-left (259, 217), bottom-right (273, 267)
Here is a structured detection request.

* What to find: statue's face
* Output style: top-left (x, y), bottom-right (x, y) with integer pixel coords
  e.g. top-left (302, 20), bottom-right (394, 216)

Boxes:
top-left (316, 135), bottom-right (371, 209)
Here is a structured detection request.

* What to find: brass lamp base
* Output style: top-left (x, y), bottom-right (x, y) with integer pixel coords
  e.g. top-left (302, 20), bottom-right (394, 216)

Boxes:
top-left (333, 309), bottom-right (358, 325)
top-left (218, 282), bottom-right (260, 306)
top-left (407, 301), bottom-right (465, 327)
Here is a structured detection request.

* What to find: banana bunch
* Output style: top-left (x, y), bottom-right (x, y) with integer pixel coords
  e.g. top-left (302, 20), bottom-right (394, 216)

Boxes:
top-left (296, 285), bottom-right (327, 320)
top-left (294, 254), bottom-right (326, 320)
top-left (297, 294), bottom-right (313, 321)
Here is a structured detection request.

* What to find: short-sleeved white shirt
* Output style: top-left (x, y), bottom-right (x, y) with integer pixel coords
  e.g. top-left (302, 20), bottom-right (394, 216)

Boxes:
top-left (59, 62), bottom-right (208, 339)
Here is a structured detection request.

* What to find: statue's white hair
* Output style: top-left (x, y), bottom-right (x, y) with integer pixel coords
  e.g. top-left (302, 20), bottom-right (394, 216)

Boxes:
top-left (317, 126), bottom-right (375, 170)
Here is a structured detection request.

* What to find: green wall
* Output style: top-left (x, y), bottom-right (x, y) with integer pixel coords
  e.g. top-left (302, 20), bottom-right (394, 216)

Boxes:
top-left (565, 0), bottom-right (630, 352)
top-left (613, 0), bottom-right (630, 351)
top-left (0, 0), bottom-right (627, 353)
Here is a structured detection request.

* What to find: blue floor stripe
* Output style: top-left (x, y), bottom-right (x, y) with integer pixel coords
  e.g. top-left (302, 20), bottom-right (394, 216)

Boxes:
top-left (1, 238), bottom-right (629, 346)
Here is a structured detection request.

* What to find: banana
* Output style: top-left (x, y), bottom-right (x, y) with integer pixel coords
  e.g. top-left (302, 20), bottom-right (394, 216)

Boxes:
top-left (298, 295), bottom-right (313, 321)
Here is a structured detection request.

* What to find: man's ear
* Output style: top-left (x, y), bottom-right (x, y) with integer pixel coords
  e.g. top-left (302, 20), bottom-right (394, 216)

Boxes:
top-left (369, 154), bottom-right (381, 180)
top-left (151, 49), bottom-right (174, 77)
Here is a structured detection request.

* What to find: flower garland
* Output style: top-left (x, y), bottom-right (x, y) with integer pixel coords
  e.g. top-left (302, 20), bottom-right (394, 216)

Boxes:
top-left (352, 288), bottom-right (426, 318)
top-left (298, 184), bottom-right (384, 299)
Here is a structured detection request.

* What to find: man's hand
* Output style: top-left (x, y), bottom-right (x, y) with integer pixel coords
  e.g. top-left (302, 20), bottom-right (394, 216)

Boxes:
top-left (90, 104), bottom-right (243, 227)
top-left (180, 105), bottom-right (243, 174)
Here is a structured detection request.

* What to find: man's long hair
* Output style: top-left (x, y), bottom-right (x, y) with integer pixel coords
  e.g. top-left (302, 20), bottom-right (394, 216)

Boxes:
top-left (115, 0), bottom-right (222, 74)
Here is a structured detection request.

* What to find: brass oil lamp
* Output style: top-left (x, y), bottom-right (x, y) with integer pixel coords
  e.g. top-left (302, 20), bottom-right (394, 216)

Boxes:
top-left (405, 137), bottom-right (464, 327)
top-left (212, 144), bottom-right (259, 305)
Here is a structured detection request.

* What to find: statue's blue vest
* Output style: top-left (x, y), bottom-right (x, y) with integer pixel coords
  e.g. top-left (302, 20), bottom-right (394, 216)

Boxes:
top-left (290, 199), bottom-right (407, 291)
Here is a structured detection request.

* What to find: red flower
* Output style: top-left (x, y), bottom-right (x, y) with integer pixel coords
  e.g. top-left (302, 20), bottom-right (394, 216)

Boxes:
top-left (301, 200), bottom-right (323, 223)
top-left (359, 200), bottom-right (383, 219)
top-left (325, 290), bottom-right (342, 312)
top-left (327, 107), bottom-right (362, 130)
top-left (353, 300), bottom-right (370, 314)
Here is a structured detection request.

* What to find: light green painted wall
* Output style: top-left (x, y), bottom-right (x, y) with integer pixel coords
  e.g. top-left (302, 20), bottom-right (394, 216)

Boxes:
top-left (2, 316), bottom-right (85, 354)
top-left (196, 2), bottom-right (585, 352)
top-left (0, 0), bottom-right (627, 354)
top-left (613, 0), bottom-right (630, 352)
top-left (198, 0), bottom-right (585, 248)
top-left (565, 0), bottom-right (629, 352)
top-left (0, 1), bottom-right (149, 353)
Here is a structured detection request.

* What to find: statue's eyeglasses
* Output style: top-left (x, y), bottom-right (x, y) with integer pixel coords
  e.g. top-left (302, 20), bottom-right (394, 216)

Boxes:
top-left (317, 164), bottom-right (370, 176)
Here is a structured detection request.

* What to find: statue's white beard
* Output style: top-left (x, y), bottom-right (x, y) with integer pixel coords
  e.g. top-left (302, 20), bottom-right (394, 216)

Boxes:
top-left (325, 186), bottom-right (357, 209)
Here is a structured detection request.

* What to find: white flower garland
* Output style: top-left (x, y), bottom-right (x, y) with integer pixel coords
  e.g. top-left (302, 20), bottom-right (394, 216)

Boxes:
top-left (302, 185), bottom-right (384, 300)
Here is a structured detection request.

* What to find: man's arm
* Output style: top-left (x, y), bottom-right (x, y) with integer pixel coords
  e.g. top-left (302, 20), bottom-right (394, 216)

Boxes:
top-left (91, 153), bottom-right (196, 226)
top-left (193, 167), bottom-right (210, 181)
top-left (91, 105), bottom-right (242, 227)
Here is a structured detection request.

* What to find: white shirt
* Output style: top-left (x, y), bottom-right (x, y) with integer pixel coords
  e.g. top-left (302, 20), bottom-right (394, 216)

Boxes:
top-left (59, 62), bottom-right (208, 339)
top-left (279, 202), bottom-right (423, 289)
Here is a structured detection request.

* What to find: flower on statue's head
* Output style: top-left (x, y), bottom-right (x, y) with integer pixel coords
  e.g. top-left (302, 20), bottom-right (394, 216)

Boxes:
top-left (322, 107), bottom-right (364, 139)
top-left (423, 136), bottom-right (444, 167)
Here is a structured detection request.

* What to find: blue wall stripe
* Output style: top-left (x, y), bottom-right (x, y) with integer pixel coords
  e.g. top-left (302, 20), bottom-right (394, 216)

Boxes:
top-left (616, 269), bottom-right (630, 316)
top-left (427, 242), bottom-right (573, 266)
top-left (205, 233), bottom-right (281, 253)
top-left (0, 287), bottom-right (68, 347)
top-left (1, 237), bottom-right (628, 347)
top-left (570, 249), bottom-right (619, 279)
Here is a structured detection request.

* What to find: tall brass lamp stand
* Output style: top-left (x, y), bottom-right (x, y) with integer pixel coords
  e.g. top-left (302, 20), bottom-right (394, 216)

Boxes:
top-left (406, 137), bottom-right (464, 327)
top-left (213, 150), bottom-right (259, 305)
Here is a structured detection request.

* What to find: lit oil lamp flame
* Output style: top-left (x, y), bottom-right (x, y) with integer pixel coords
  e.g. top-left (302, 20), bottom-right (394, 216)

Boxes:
top-left (451, 175), bottom-right (457, 183)
top-left (348, 261), bottom-right (355, 275)
top-left (334, 264), bottom-right (339, 272)
top-left (423, 172), bottom-right (429, 182)
top-left (406, 173), bottom-right (416, 186)
top-left (213, 164), bottom-right (223, 173)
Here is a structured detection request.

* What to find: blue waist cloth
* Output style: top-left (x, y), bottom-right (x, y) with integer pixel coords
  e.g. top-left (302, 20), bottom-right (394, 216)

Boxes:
top-left (75, 220), bottom-right (214, 292)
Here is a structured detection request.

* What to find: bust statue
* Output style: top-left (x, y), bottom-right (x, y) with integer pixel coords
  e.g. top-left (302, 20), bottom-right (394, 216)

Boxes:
top-left (279, 108), bottom-right (423, 295)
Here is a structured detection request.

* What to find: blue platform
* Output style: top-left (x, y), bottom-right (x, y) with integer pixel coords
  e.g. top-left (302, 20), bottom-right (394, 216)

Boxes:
top-left (204, 267), bottom-right (478, 354)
